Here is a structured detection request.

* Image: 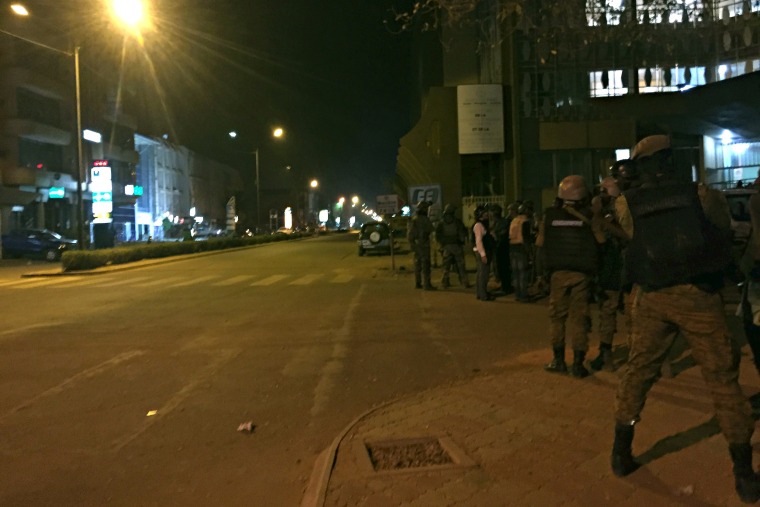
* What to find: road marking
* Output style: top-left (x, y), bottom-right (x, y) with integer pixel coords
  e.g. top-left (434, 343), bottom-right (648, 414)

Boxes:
top-left (251, 274), bottom-right (289, 286)
top-left (310, 284), bottom-right (365, 416)
top-left (132, 276), bottom-right (187, 287)
top-left (12, 277), bottom-right (88, 289)
top-left (52, 277), bottom-right (109, 288)
top-left (0, 322), bottom-right (66, 342)
top-left (94, 276), bottom-right (152, 287)
top-left (290, 274), bottom-right (323, 285)
top-left (212, 275), bottom-right (255, 286)
top-left (330, 274), bottom-right (353, 284)
top-left (110, 348), bottom-right (240, 452)
top-left (169, 275), bottom-right (218, 287)
top-left (0, 350), bottom-right (145, 422)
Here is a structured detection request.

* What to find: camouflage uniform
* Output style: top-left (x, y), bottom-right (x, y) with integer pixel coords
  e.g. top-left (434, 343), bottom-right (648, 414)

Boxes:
top-left (615, 284), bottom-right (753, 444)
top-left (435, 206), bottom-right (469, 288)
top-left (407, 205), bottom-right (435, 289)
top-left (548, 270), bottom-right (591, 352)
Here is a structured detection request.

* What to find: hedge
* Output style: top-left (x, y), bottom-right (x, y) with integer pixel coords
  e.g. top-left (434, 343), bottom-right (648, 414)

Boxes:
top-left (61, 232), bottom-right (308, 272)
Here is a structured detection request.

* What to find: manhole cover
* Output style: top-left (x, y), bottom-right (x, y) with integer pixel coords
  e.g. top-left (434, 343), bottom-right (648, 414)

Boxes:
top-left (365, 437), bottom-right (453, 471)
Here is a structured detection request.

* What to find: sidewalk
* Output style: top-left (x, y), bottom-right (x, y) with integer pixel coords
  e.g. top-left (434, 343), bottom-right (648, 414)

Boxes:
top-left (304, 346), bottom-right (760, 506)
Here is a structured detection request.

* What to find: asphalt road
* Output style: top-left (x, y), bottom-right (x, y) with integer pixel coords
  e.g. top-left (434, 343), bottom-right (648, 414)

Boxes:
top-left (0, 233), bottom-right (548, 506)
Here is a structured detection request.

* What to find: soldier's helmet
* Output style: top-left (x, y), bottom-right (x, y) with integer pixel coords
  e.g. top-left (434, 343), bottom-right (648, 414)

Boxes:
top-left (416, 200), bottom-right (431, 213)
top-left (517, 203), bottom-right (531, 215)
top-left (599, 176), bottom-right (621, 197)
top-left (474, 204), bottom-right (488, 220)
top-left (488, 203), bottom-right (502, 215)
top-left (557, 175), bottom-right (589, 201)
top-left (631, 134), bottom-right (671, 160)
top-left (443, 203), bottom-right (456, 215)
top-left (507, 202), bottom-right (520, 213)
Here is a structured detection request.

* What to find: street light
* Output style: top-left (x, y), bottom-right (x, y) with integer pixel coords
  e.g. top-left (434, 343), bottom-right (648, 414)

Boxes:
top-left (228, 126), bottom-right (285, 229)
top-left (6, 1), bottom-right (145, 249)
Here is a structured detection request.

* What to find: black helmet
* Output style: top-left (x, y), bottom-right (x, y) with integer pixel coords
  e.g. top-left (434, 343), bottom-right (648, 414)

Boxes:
top-left (474, 204), bottom-right (488, 220)
top-left (517, 203), bottom-right (531, 215)
top-left (489, 203), bottom-right (502, 214)
top-left (416, 200), bottom-right (431, 211)
top-left (443, 203), bottom-right (456, 215)
top-left (507, 201), bottom-right (521, 213)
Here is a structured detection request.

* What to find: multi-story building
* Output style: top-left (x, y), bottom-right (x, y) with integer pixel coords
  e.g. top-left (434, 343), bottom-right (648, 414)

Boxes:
top-left (0, 12), bottom-right (139, 245)
top-left (135, 134), bottom-right (243, 240)
top-left (397, 0), bottom-right (760, 219)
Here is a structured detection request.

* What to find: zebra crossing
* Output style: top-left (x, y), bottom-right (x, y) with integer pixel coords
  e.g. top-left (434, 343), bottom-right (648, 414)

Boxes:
top-left (0, 272), bottom-right (357, 290)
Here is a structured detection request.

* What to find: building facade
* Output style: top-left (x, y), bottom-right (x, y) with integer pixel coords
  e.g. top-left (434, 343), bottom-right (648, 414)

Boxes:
top-left (397, 0), bottom-right (760, 224)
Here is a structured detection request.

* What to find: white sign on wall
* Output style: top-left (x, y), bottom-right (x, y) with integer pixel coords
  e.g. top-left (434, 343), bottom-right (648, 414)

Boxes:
top-left (457, 84), bottom-right (505, 155)
top-left (376, 194), bottom-right (400, 215)
top-left (90, 161), bottom-right (113, 224)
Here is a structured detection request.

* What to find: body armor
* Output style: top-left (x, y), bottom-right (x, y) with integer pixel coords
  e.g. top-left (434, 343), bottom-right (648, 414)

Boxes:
top-left (543, 206), bottom-right (599, 274)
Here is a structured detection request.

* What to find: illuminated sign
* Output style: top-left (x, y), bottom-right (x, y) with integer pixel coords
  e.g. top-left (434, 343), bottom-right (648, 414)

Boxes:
top-left (83, 130), bottom-right (102, 143)
top-left (90, 161), bottom-right (113, 224)
top-left (125, 185), bottom-right (143, 196)
top-left (48, 187), bottom-right (65, 199)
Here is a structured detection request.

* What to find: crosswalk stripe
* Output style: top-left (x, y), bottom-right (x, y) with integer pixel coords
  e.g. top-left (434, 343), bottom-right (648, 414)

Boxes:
top-left (290, 274), bottom-right (323, 285)
top-left (95, 276), bottom-right (152, 287)
top-left (330, 274), bottom-right (353, 284)
top-left (212, 275), bottom-right (255, 286)
top-left (169, 275), bottom-right (218, 287)
top-left (132, 276), bottom-right (187, 287)
top-left (13, 277), bottom-right (87, 289)
top-left (251, 274), bottom-right (289, 286)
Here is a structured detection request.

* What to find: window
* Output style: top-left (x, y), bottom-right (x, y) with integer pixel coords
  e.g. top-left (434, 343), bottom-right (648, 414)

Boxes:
top-left (18, 138), bottom-right (63, 171)
top-left (16, 87), bottom-right (61, 128)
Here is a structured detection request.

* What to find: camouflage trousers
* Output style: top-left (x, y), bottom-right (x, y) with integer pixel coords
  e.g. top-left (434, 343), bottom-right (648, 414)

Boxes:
top-left (597, 289), bottom-right (620, 346)
top-left (440, 243), bottom-right (468, 287)
top-left (413, 245), bottom-right (432, 286)
top-left (548, 270), bottom-right (591, 352)
top-left (615, 284), bottom-right (754, 444)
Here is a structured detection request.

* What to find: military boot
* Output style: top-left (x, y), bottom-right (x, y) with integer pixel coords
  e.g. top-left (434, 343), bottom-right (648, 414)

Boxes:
top-left (571, 350), bottom-right (590, 378)
top-left (729, 443), bottom-right (760, 503)
top-left (544, 346), bottom-right (568, 374)
top-left (611, 423), bottom-right (640, 477)
top-left (441, 276), bottom-right (450, 289)
top-left (589, 343), bottom-right (614, 371)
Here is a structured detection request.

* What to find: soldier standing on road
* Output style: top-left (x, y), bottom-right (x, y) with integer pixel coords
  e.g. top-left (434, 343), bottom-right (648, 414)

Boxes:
top-left (589, 177), bottom-right (627, 371)
top-left (609, 135), bottom-right (760, 504)
top-left (407, 200), bottom-right (437, 291)
top-left (537, 175), bottom-right (605, 378)
top-left (435, 204), bottom-right (470, 289)
top-left (473, 204), bottom-right (496, 301)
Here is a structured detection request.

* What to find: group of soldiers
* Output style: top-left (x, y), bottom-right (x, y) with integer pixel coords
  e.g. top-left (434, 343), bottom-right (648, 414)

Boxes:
top-left (408, 134), bottom-right (760, 503)
top-left (406, 198), bottom-right (541, 300)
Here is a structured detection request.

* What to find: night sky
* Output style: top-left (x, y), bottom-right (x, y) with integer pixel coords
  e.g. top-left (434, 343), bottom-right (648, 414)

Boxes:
top-left (123, 0), bottom-right (413, 207)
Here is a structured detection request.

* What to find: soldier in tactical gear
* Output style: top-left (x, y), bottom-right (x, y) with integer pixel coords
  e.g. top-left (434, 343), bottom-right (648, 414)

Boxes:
top-left (407, 200), bottom-right (436, 290)
top-left (537, 175), bottom-right (605, 378)
top-left (435, 204), bottom-right (470, 288)
top-left (588, 177), bottom-right (627, 372)
top-left (610, 135), bottom-right (760, 504)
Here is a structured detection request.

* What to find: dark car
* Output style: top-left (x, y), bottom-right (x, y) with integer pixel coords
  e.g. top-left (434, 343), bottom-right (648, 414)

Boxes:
top-left (357, 221), bottom-right (395, 256)
top-left (1, 228), bottom-right (77, 261)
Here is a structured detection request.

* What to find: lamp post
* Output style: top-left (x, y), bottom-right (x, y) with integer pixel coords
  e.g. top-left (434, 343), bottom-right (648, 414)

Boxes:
top-left (6, 1), bottom-right (145, 249)
top-left (229, 127), bottom-right (285, 230)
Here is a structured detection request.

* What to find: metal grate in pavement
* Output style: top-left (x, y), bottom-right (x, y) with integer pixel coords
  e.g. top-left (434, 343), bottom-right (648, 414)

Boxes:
top-left (361, 436), bottom-right (475, 473)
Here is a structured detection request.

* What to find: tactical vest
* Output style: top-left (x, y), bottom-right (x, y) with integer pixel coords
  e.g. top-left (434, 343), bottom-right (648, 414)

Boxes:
top-left (543, 206), bottom-right (599, 274)
top-left (624, 182), bottom-right (732, 290)
top-left (437, 218), bottom-right (461, 245)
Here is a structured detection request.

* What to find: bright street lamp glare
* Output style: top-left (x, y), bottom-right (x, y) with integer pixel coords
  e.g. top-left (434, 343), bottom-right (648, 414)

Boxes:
top-left (310, 179), bottom-right (318, 188)
top-left (351, 196), bottom-right (359, 204)
top-left (112, 0), bottom-right (144, 27)
top-left (228, 131), bottom-right (237, 138)
top-left (10, 4), bottom-right (29, 15)
top-left (273, 127), bottom-right (284, 138)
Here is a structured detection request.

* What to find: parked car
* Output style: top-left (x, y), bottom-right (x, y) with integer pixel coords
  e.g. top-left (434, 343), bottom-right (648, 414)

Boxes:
top-left (357, 221), bottom-right (395, 256)
top-left (1, 228), bottom-right (77, 261)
